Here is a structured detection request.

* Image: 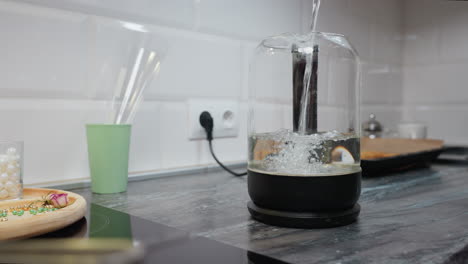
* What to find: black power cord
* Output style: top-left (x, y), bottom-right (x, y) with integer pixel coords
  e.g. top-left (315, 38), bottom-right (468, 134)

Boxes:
top-left (199, 111), bottom-right (247, 177)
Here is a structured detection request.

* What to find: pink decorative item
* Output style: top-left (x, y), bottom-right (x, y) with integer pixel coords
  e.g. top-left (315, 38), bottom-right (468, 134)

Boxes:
top-left (48, 193), bottom-right (69, 208)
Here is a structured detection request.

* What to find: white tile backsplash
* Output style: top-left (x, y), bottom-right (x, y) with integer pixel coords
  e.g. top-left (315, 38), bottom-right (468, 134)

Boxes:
top-left (0, 0), bottom-right (405, 184)
top-left (361, 63), bottom-right (403, 104)
top-left (316, 106), bottom-right (351, 132)
top-left (402, 22), bottom-right (440, 66)
top-left (370, 22), bottom-right (402, 65)
top-left (346, 0), bottom-right (375, 22)
top-left (158, 101), bottom-right (201, 168)
top-left (345, 16), bottom-right (372, 61)
top-left (240, 42), bottom-right (257, 101)
top-left (128, 101), bottom-right (163, 172)
top-left (309, 0), bottom-right (348, 34)
top-left (371, 0), bottom-right (403, 26)
top-left (402, 105), bottom-right (468, 145)
top-left (402, 63), bottom-right (468, 104)
top-left (0, 2), bottom-right (90, 99)
top-left (402, 0), bottom-right (468, 144)
top-left (146, 28), bottom-right (243, 101)
top-left (197, 0), bottom-right (303, 41)
top-left (0, 99), bottom-right (106, 184)
top-left (19, 0), bottom-right (197, 30)
top-left (439, 7), bottom-right (468, 63)
top-left (403, 0), bottom-right (439, 27)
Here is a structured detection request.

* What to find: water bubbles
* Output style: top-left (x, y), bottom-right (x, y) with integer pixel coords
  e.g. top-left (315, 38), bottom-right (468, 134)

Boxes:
top-left (250, 129), bottom-right (359, 176)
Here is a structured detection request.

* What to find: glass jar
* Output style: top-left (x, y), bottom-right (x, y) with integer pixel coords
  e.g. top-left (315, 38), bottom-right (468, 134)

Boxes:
top-left (247, 32), bottom-right (361, 227)
top-left (0, 141), bottom-right (23, 200)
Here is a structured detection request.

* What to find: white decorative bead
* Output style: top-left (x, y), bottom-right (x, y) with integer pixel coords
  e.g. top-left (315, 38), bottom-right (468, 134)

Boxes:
top-left (5, 181), bottom-right (15, 191)
top-left (0, 156), bottom-right (7, 165)
top-left (0, 173), bottom-right (8, 183)
top-left (8, 155), bottom-right (19, 163)
top-left (6, 164), bottom-right (16, 174)
top-left (9, 172), bottom-right (18, 180)
top-left (0, 157), bottom-right (7, 173)
top-left (7, 187), bottom-right (17, 197)
top-left (0, 189), bottom-right (8, 199)
top-left (0, 147), bottom-right (21, 199)
top-left (6, 148), bottom-right (16, 156)
top-left (8, 163), bottom-right (17, 171)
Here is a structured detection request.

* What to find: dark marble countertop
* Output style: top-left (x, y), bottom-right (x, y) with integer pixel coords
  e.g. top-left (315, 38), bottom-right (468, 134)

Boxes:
top-left (70, 164), bottom-right (468, 264)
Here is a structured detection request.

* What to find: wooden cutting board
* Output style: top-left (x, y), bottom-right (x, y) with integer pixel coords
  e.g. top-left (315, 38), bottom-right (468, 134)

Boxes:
top-left (361, 138), bottom-right (444, 159)
top-left (0, 188), bottom-right (87, 240)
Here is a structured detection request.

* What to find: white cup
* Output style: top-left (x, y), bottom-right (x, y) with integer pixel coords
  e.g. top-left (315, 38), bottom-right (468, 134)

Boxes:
top-left (398, 123), bottom-right (427, 139)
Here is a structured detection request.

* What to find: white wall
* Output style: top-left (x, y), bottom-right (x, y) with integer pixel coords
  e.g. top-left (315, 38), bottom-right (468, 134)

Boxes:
top-left (309, 0), bottom-right (404, 129)
top-left (402, 0), bottom-right (468, 145)
top-left (0, 0), bottom-right (404, 184)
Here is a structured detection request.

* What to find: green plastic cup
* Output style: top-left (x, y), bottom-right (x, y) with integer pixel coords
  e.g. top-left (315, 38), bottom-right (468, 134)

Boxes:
top-left (86, 124), bottom-right (132, 194)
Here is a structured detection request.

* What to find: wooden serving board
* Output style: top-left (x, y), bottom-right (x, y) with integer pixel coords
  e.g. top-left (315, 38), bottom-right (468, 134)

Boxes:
top-left (0, 188), bottom-right (87, 240)
top-left (361, 138), bottom-right (444, 157)
top-left (361, 138), bottom-right (445, 176)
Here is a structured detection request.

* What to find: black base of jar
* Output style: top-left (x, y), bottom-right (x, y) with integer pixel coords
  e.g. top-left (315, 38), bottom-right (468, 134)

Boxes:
top-left (247, 169), bottom-right (361, 212)
top-left (248, 201), bottom-right (360, 228)
top-left (247, 169), bottom-right (361, 228)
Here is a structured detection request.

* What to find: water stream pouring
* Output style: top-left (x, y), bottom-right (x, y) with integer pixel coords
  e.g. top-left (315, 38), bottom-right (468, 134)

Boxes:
top-left (292, 44), bottom-right (318, 134)
top-left (246, 0), bottom-right (362, 228)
